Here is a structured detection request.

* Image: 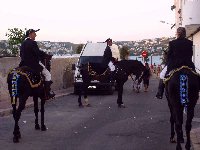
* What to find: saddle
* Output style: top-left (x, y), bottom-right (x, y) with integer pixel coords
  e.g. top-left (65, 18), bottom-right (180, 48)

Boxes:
top-left (164, 66), bottom-right (200, 84)
top-left (9, 66), bottom-right (43, 88)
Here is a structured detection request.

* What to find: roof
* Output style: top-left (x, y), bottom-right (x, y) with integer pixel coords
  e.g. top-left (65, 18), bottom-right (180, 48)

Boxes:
top-left (81, 42), bottom-right (107, 56)
top-left (81, 42), bottom-right (120, 59)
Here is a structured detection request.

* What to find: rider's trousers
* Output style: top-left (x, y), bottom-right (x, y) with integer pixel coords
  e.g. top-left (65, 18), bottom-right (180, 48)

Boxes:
top-left (39, 61), bottom-right (51, 81)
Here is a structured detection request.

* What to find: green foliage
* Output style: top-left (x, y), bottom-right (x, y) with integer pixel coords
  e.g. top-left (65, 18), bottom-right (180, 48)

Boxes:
top-left (160, 48), bottom-right (168, 65)
top-left (5, 28), bottom-right (26, 56)
top-left (75, 44), bottom-right (84, 54)
top-left (120, 45), bottom-right (129, 60)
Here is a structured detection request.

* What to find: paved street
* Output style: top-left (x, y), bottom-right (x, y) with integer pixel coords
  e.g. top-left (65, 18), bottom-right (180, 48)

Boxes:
top-left (0, 77), bottom-right (200, 150)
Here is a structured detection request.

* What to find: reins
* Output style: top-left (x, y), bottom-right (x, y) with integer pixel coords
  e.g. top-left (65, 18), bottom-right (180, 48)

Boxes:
top-left (87, 62), bottom-right (110, 76)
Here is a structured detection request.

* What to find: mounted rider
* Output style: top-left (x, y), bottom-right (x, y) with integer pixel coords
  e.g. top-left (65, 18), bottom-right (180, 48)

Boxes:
top-left (19, 29), bottom-right (55, 99)
top-left (102, 38), bottom-right (115, 82)
top-left (156, 27), bottom-right (199, 99)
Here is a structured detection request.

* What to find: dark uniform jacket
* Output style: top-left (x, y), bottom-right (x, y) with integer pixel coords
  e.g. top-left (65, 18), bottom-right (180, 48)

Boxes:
top-left (102, 45), bottom-right (112, 68)
top-left (19, 38), bottom-right (46, 74)
top-left (166, 37), bottom-right (195, 74)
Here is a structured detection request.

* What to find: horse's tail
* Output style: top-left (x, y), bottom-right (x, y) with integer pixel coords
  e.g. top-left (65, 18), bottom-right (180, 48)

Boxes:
top-left (179, 74), bottom-right (188, 113)
top-left (7, 71), bottom-right (20, 105)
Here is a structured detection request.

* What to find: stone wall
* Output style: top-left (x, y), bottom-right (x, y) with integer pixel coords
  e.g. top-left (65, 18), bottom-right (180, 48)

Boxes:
top-left (0, 57), bottom-right (78, 102)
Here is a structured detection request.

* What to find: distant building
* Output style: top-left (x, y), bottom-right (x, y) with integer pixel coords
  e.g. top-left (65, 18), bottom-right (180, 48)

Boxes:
top-left (174, 0), bottom-right (200, 73)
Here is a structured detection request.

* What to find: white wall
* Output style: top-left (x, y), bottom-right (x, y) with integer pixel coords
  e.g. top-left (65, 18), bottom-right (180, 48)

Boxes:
top-left (193, 31), bottom-right (200, 73)
top-left (182, 0), bottom-right (200, 26)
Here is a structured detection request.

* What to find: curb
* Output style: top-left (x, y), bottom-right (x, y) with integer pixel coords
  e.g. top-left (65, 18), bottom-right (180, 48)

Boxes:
top-left (0, 91), bottom-right (73, 117)
top-left (191, 128), bottom-right (200, 150)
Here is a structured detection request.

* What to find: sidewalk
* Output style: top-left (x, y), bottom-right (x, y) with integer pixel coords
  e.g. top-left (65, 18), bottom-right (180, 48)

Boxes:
top-left (191, 97), bottom-right (200, 150)
top-left (0, 87), bottom-right (74, 117)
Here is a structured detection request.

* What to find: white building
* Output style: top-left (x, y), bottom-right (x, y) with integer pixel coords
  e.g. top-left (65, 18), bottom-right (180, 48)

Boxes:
top-left (173, 0), bottom-right (200, 73)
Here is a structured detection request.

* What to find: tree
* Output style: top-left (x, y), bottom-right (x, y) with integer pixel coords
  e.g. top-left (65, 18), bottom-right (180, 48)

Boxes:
top-left (5, 28), bottom-right (26, 56)
top-left (160, 48), bottom-right (168, 65)
top-left (120, 46), bottom-right (129, 60)
top-left (75, 44), bottom-right (84, 54)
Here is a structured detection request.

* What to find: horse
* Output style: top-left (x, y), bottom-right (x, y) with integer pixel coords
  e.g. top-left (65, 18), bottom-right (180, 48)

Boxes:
top-left (7, 54), bottom-right (52, 143)
top-left (77, 59), bottom-right (147, 108)
top-left (164, 66), bottom-right (200, 150)
top-left (77, 62), bottom-right (111, 107)
top-left (114, 60), bottom-right (146, 107)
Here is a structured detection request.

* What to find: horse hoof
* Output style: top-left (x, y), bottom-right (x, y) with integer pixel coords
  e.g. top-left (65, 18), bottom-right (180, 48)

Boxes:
top-left (85, 104), bottom-right (91, 107)
top-left (79, 104), bottom-right (84, 108)
top-left (35, 124), bottom-right (40, 130)
top-left (185, 142), bottom-right (191, 150)
top-left (176, 145), bottom-right (182, 150)
top-left (41, 125), bottom-right (47, 131)
top-left (118, 104), bottom-right (126, 108)
top-left (16, 133), bottom-right (21, 139)
top-left (170, 137), bottom-right (176, 143)
top-left (13, 137), bottom-right (19, 143)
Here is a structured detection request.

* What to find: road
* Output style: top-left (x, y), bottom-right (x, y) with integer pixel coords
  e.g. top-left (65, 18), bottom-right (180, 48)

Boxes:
top-left (0, 77), bottom-right (200, 150)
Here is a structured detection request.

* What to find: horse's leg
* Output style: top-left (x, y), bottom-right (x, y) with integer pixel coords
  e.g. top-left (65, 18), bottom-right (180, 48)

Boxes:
top-left (12, 97), bottom-right (20, 143)
top-left (40, 98), bottom-right (47, 131)
top-left (117, 81), bottom-right (125, 108)
top-left (168, 103), bottom-right (176, 143)
top-left (174, 107), bottom-right (184, 150)
top-left (33, 96), bottom-right (40, 130)
top-left (185, 106), bottom-right (194, 150)
top-left (12, 95), bottom-right (27, 143)
top-left (83, 83), bottom-right (90, 107)
top-left (78, 83), bottom-right (83, 107)
top-left (170, 114), bottom-right (176, 143)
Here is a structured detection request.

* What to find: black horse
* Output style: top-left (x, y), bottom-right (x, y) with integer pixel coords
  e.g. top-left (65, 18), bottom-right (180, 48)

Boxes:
top-left (165, 66), bottom-right (200, 150)
top-left (77, 62), bottom-right (111, 107)
top-left (7, 55), bottom-right (52, 143)
top-left (114, 60), bottom-right (146, 107)
top-left (77, 60), bottom-right (146, 108)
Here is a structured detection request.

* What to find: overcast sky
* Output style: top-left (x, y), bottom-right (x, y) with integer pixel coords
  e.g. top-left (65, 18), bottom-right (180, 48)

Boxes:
top-left (0, 0), bottom-right (175, 43)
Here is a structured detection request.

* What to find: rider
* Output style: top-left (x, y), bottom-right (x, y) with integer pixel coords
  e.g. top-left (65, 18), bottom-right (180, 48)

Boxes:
top-left (156, 27), bottom-right (196, 99)
top-left (102, 38), bottom-right (115, 82)
top-left (19, 29), bottom-right (55, 99)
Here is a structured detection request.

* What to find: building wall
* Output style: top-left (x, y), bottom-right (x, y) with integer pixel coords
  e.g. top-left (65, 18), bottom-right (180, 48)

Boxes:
top-left (174, 0), bottom-right (200, 74)
top-left (174, 0), bottom-right (182, 28)
top-left (182, 0), bottom-right (200, 26)
top-left (0, 57), bottom-right (78, 102)
top-left (193, 31), bottom-right (200, 73)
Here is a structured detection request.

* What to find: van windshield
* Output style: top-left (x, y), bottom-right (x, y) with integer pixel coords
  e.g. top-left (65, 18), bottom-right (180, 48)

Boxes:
top-left (78, 56), bottom-right (103, 65)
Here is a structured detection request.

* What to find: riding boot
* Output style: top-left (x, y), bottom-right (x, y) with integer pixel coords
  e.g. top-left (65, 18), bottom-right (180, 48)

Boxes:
top-left (44, 81), bottom-right (55, 99)
top-left (156, 79), bottom-right (165, 99)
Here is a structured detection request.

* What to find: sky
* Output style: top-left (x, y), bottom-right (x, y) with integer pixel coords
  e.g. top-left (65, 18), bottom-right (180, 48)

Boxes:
top-left (0, 0), bottom-right (175, 43)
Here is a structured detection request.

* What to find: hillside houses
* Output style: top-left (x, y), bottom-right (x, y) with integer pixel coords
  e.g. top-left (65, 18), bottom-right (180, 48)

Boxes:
top-left (0, 36), bottom-right (175, 57)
